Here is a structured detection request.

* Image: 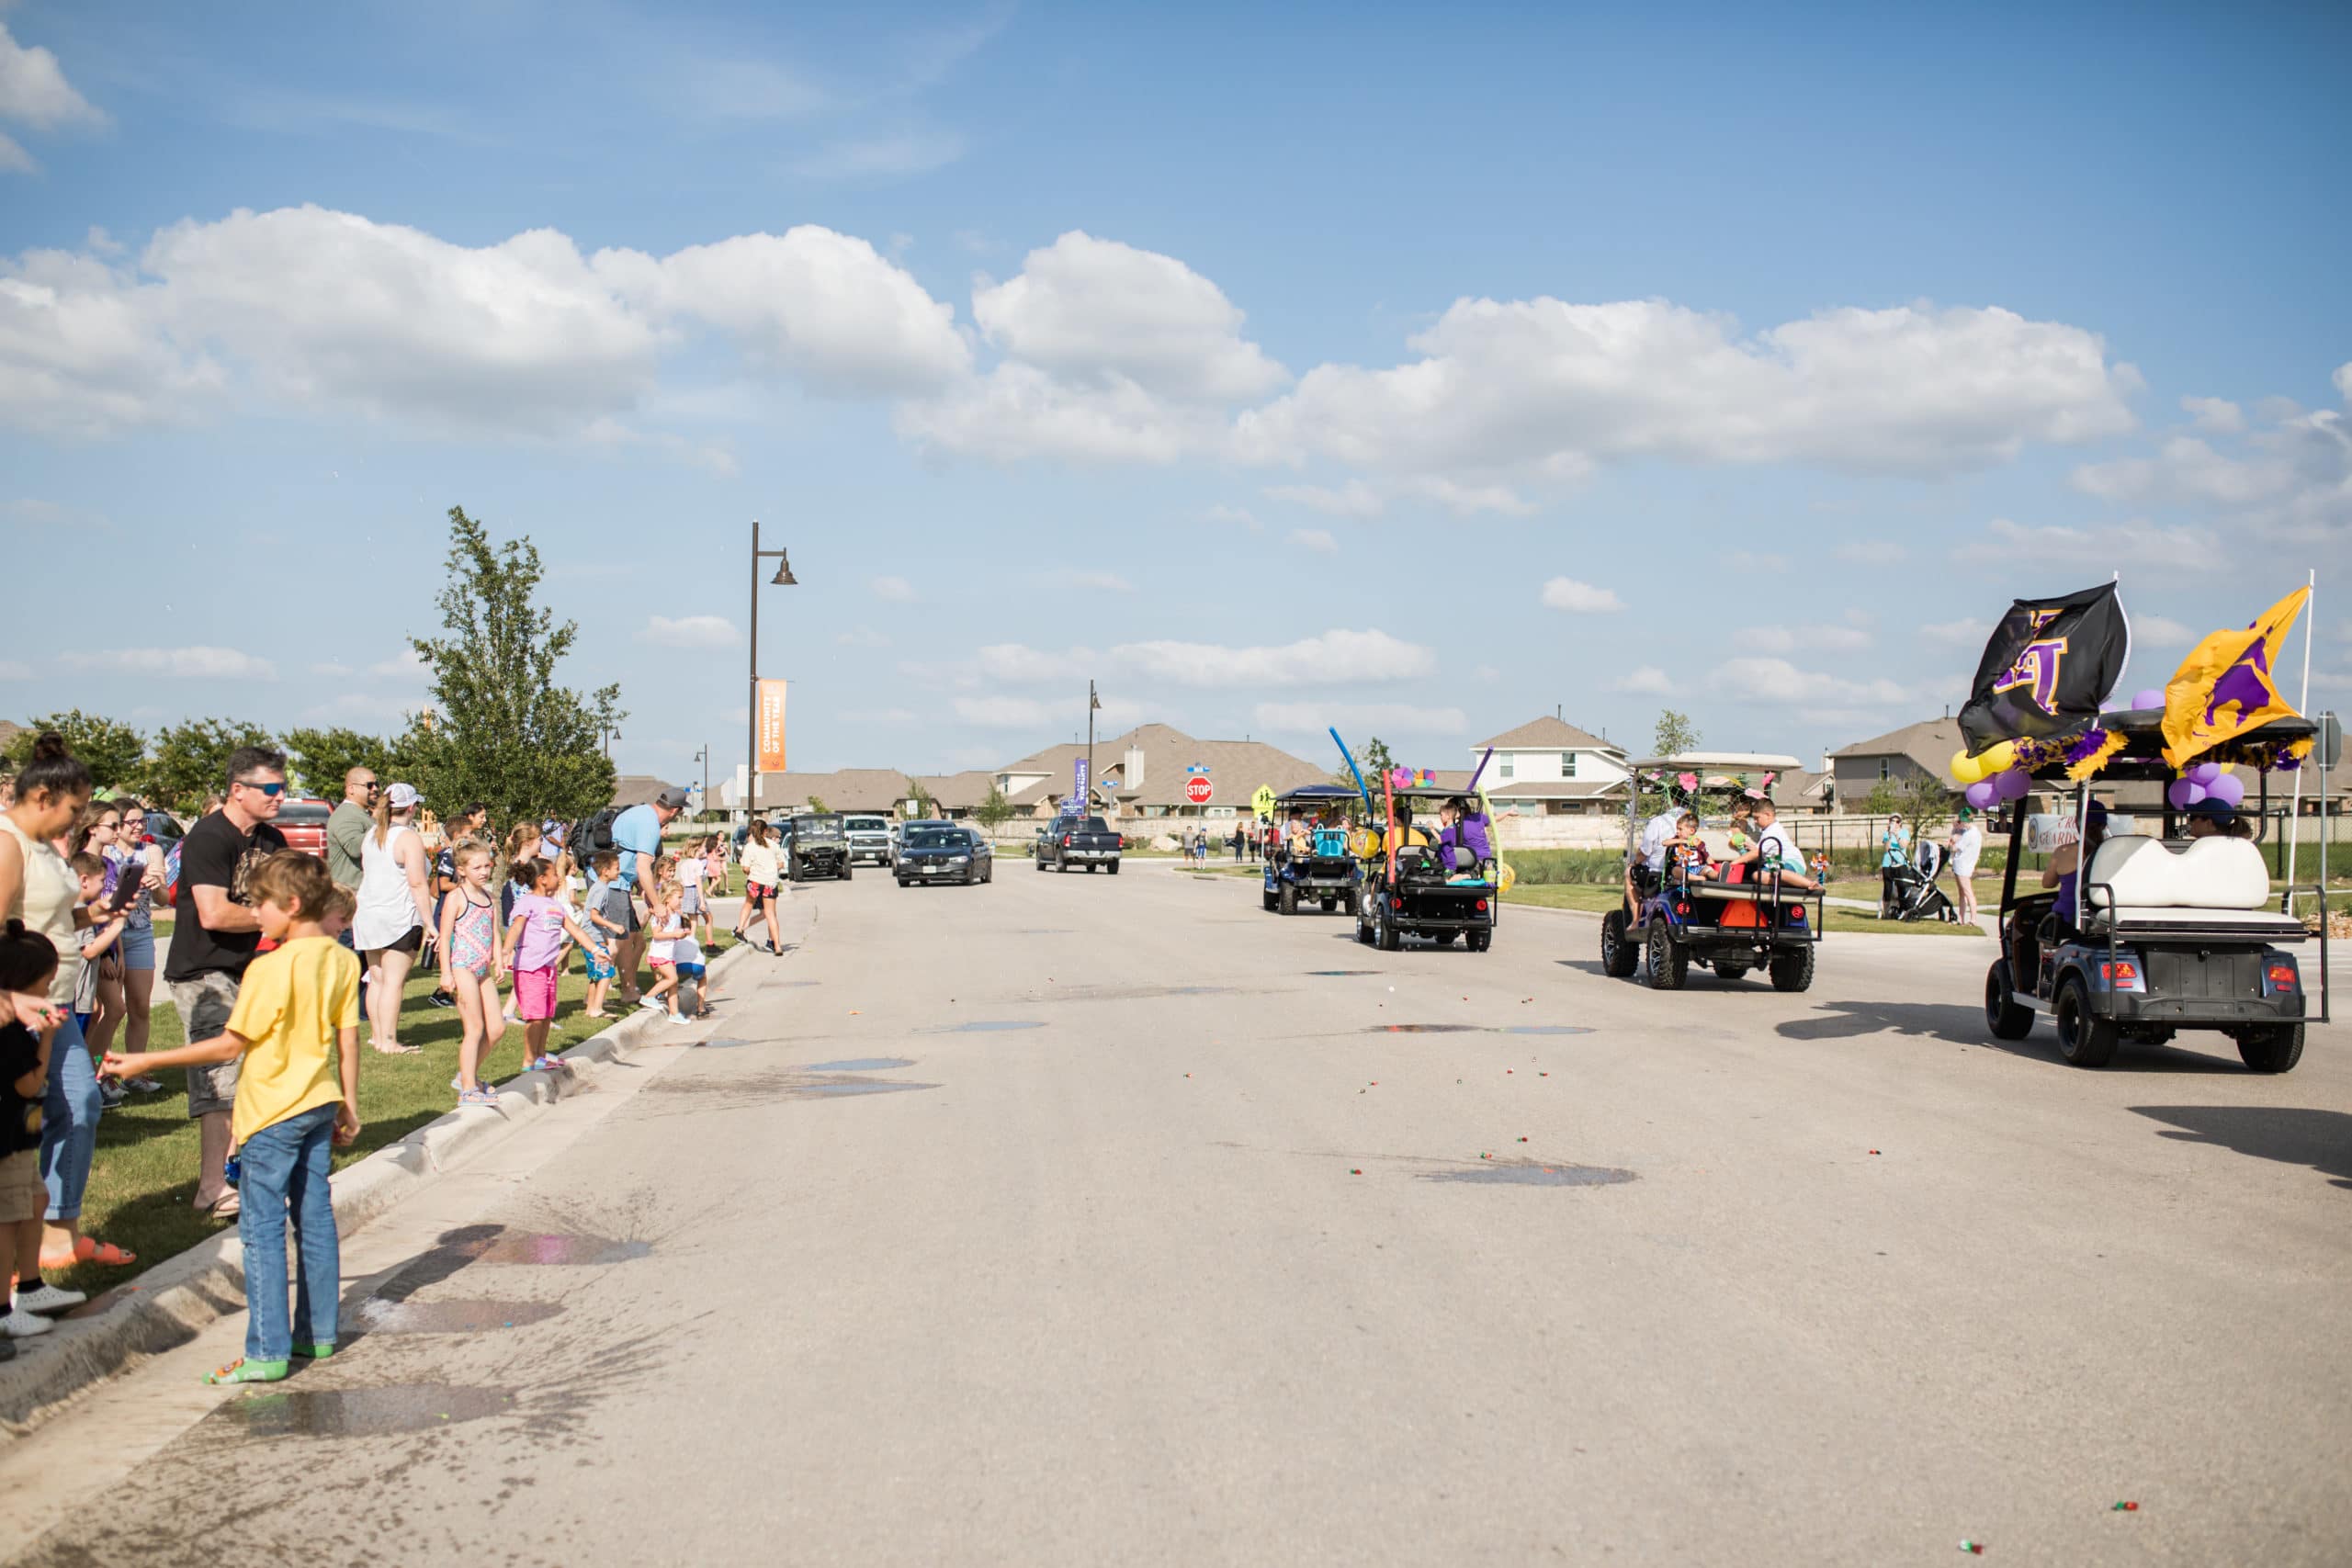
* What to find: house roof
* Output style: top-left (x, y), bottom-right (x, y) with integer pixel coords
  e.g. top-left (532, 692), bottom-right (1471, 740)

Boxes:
top-left (1476, 716), bottom-right (1621, 752)
top-left (1002, 722), bottom-right (1328, 810)
top-left (911, 770), bottom-right (995, 811)
top-left (1829, 716), bottom-right (1965, 782)
top-left (609, 774), bottom-right (673, 808)
top-left (753, 769), bottom-right (913, 814)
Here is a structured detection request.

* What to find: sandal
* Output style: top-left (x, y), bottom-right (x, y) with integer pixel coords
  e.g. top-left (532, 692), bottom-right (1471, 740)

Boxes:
top-left (370, 1042), bottom-right (423, 1056)
top-left (207, 1192), bottom-right (240, 1221)
top-left (42, 1235), bottom-right (140, 1269)
top-left (203, 1358), bottom-right (288, 1384)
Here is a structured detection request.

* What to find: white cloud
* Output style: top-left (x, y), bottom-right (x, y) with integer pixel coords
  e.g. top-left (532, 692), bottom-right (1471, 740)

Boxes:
top-left (1405, 475), bottom-right (1532, 516)
top-left (1289, 527), bottom-right (1338, 554)
top-left (1539, 576), bottom-right (1623, 614)
top-left (1236, 298), bottom-right (2137, 483)
top-left (0, 130), bottom-right (30, 175)
top-left (2181, 395), bottom-right (2245, 434)
top-left (870, 574), bottom-right (916, 602)
top-left (1112, 627), bottom-right (1432, 688)
top-left (2133, 615), bottom-right (2197, 648)
top-left (364, 647), bottom-right (431, 682)
top-left (1614, 665), bottom-right (1675, 695)
top-left (1059, 569), bottom-right (1133, 592)
top-left (835, 626), bottom-right (889, 649)
top-left (1724, 550), bottom-right (1788, 574)
top-left (955, 693), bottom-right (1141, 730)
top-left (894, 359), bottom-right (1211, 463)
top-left (310, 660), bottom-right (355, 679)
top-left (298, 691), bottom-right (420, 726)
top-left (976, 643), bottom-right (1095, 683)
top-left (1204, 502), bottom-right (1260, 528)
top-left (1733, 623), bottom-right (1871, 654)
top-left (1710, 656), bottom-right (1909, 708)
top-left (61, 645), bottom-right (277, 680)
top-left (0, 21), bottom-right (105, 133)
top-left (790, 130), bottom-right (966, 180)
top-left (1471, 663), bottom-right (1500, 682)
top-left (1265, 479), bottom-right (1383, 517)
top-left (1922, 618), bottom-right (1989, 649)
top-left (0, 659), bottom-right (31, 680)
top-left (1253, 702), bottom-right (1468, 735)
top-left (638, 614), bottom-right (742, 649)
top-left (1833, 539), bottom-right (1907, 565)
top-left (1979, 515), bottom-right (2216, 571)
top-left (2068, 378), bottom-right (2349, 545)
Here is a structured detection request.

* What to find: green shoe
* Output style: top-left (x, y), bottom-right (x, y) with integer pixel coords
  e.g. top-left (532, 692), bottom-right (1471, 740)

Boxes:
top-left (204, 1358), bottom-right (289, 1384)
top-left (290, 1342), bottom-right (335, 1360)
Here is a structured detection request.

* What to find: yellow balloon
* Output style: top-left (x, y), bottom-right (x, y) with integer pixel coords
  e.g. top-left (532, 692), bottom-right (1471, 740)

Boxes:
top-left (1951, 750), bottom-right (1985, 784)
top-left (1981, 740), bottom-right (2018, 775)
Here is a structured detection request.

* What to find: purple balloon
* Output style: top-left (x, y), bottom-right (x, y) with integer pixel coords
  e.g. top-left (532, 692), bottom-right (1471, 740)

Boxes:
top-left (2208, 772), bottom-right (2245, 807)
top-left (2187, 761), bottom-right (2222, 786)
top-left (2168, 778), bottom-right (2204, 809)
top-left (2132, 688), bottom-right (2164, 710)
top-left (1996, 767), bottom-right (2032, 801)
top-left (1964, 780), bottom-right (1998, 809)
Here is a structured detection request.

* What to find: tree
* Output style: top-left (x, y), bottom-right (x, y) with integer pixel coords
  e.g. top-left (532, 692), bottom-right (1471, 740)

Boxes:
top-left (141, 717), bottom-right (277, 812)
top-left (396, 506), bottom-right (618, 832)
top-left (904, 780), bottom-right (938, 820)
top-left (1652, 709), bottom-right (1701, 760)
top-left (281, 726), bottom-right (400, 800)
top-left (1865, 771), bottom-right (1955, 833)
top-left (1331, 735), bottom-right (1395, 797)
top-left (805, 794), bottom-right (830, 815)
top-left (973, 785), bottom-right (1012, 830)
top-left (5, 710), bottom-right (146, 792)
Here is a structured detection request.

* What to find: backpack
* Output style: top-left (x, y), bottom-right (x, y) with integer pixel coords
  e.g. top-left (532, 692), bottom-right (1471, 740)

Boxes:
top-left (573, 807), bottom-right (621, 861)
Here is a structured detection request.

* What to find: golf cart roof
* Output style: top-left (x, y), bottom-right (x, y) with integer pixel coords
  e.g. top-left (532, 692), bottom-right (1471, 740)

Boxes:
top-left (1629, 751), bottom-right (1804, 771)
top-left (2025, 711), bottom-right (2319, 783)
top-left (1277, 784), bottom-right (1363, 804)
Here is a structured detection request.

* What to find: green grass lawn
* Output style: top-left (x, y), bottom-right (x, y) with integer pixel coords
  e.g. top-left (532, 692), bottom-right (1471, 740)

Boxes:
top-left (1502, 881), bottom-right (1981, 937)
top-left (51, 930), bottom-right (735, 1295)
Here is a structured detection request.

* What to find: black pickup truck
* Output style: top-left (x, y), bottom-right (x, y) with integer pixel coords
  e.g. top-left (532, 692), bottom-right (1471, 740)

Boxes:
top-left (787, 813), bottom-right (851, 881)
top-left (1035, 815), bottom-right (1122, 874)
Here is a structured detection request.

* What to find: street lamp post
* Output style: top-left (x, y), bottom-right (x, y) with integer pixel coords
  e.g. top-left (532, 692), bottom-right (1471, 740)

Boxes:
top-left (693, 745), bottom-right (709, 822)
top-left (748, 520), bottom-right (798, 827)
top-left (1087, 680), bottom-right (1100, 814)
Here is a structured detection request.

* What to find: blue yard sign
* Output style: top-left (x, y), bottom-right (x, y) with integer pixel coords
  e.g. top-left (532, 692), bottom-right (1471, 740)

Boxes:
top-left (1071, 757), bottom-right (1090, 815)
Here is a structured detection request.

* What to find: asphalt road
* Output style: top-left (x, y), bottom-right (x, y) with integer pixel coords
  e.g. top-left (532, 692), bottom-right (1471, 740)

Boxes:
top-left (6, 860), bottom-right (2348, 1565)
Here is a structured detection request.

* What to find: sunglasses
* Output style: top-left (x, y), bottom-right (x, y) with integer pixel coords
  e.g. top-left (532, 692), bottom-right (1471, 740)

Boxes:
top-left (235, 779), bottom-right (287, 797)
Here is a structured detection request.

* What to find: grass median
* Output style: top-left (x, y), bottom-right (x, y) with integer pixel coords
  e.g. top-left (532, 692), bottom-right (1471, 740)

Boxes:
top-left (53, 931), bottom-right (736, 1296)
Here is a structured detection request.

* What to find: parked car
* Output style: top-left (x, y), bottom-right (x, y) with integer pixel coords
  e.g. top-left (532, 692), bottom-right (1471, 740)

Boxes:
top-left (787, 813), bottom-right (850, 881)
top-left (843, 814), bottom-right (893, 867)
top-left (1035, 815), bottom-right (1122, 874)
top-left (896, 825), bottom-right (993, 886)
top-left (270, 796), bottom-right (335, 860)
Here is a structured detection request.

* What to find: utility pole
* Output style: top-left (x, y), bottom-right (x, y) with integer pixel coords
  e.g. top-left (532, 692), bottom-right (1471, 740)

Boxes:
top-left (693, 745), bottom-right (709, 822)
top-left (748, 520), bottom-right (798, 827)
top-left (1088, 680), bottom-right (1101, 814)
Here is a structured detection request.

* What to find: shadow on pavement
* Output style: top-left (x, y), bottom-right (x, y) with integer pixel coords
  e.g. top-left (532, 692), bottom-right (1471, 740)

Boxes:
top-left (2132, 1105), bottom-right (2352, 1189)
top-left (1779, 1001), bottom-right (2253, 1074)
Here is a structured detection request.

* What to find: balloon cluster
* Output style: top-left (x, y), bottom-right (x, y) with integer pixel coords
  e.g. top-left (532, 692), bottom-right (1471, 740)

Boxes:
top-left (2167, 760), bottom-right (2243, 810)
top-left (1951, 739), bottom-right (2033, 809)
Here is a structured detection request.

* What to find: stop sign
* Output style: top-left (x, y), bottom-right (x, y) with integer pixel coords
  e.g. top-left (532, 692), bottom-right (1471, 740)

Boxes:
top-left (1184, 775), bottom-right (1214, 805)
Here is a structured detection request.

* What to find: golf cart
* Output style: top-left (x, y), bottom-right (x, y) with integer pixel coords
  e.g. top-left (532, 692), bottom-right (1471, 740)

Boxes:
top-left (1984, 712), bottom-right (2328, 1071)
top-left (1600, 754), bottom-right (1823, 991)
top-left (1262, 784), bottom-right (1363, 915)
top-left (1352, 781), bottom-right (1499, 952)
top-left (787, 812), bottom-right (851, 881)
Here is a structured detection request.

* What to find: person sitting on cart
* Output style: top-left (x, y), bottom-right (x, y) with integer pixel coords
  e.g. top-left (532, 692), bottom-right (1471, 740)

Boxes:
top-left (2041, 798), bottom-right (2108, 931)
top-left (2185, 798), bottom-right (2251, 840)
top-left (1435, 796), bottom-right (1494, 880)
top-left (1725, 794), bottom-right (1758, 855)
top-left (1664, 811), bottom-right (1711, 877)
top-left (1712, 800), bottom-right (1818, 889)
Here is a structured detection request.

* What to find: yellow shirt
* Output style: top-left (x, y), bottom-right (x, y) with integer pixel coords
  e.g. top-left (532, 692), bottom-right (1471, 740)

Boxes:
top-left (223, 935), bottom-right (359, 1145)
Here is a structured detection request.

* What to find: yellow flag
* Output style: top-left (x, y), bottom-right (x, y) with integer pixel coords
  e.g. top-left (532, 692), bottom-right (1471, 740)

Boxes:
top-left (2160, 586), bottom-right (2310, 768)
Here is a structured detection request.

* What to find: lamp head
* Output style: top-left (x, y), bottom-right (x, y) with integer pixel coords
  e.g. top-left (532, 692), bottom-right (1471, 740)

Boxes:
top-left (770, 551), bottom-right (798, 587)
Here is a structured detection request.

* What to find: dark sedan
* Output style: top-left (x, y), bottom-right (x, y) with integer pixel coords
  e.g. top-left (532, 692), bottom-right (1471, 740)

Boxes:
top-left (895, 825), bottom-right (993, 886)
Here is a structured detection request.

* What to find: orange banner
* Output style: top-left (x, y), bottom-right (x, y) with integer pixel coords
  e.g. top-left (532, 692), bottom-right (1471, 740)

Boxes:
top-left (757, 679), bottom-right (788, 773)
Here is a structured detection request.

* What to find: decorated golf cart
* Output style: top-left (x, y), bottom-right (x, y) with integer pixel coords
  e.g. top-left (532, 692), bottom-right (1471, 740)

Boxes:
top-left (1600, 754), bottom-right (1823, 991)
top-left (1962, 582), bottom-right (2331, 1071)
top-left (1261, 784), bottom-right (1364, 915)
top-left (1328, 733), bottom-right (1506, 953)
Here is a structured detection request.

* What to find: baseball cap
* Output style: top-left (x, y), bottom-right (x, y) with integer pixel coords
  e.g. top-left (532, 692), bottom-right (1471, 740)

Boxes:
top-left (654, 785), bottom-right (691, 809)
top-left (2186, 798), bottom-right (2235, 825)
top-left (385, 782), bottom-right (420, 809)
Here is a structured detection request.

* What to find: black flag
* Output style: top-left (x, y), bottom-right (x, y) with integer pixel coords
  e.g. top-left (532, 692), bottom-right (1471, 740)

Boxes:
top-left (1957, 582), bottom-right (2132, 752)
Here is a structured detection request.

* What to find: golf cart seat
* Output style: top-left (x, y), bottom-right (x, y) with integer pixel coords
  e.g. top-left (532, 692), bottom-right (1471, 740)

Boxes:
top-left (2081, 835), bottom-right (2306, 940)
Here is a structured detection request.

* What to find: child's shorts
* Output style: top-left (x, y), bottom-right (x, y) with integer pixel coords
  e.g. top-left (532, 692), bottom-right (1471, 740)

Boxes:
top-left (676, 962), bottom-right (706, 981)
top-left (584, 951), bottom-right (616, 982)
top-left (0, 1149), bottom-right (44, 1224)
top-left (681, 886), bottom-right (702, 916)
top-left (648, 958), bottom-right (674, 973)
top-left (514, 964), bottom-right (560, 1021)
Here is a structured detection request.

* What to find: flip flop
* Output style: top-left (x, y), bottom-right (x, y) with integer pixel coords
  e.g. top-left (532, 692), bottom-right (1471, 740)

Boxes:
top-left (370, 1042), bottom-right (423, 1055)
top-left (53, 1237), bottom-right (139, 1268)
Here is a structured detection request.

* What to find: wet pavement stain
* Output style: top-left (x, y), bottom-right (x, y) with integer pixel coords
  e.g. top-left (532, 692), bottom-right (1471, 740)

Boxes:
top-left (1308, 969), bottom-right (1382, 976)
top-left (805, 1056), bottom-right (915, 1072)
top-left (697, 1037), bottom-right (755, 1049)
top-left (447, 1232), bottom-right (653, 1266)
top-left (206, 1383), bottom-right (514, 1439)
top-left (1498, 1025), bottom-right (1596, 1036)
top-left (1419, 1160), bottom-right (1637, 1188)
top-left (800, 1079), bottom-right (933, 1098)
top-left (1365, 1023), bottom-right (1483, 1033)
top-left (353, 1298), bottom-right (563, 1335)
top-left (923, 1021), bottom-right (1045, 1032)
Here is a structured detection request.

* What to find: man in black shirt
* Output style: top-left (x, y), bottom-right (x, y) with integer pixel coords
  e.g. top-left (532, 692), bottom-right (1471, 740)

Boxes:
top-left (164, 745), bottom-right (289, 1217)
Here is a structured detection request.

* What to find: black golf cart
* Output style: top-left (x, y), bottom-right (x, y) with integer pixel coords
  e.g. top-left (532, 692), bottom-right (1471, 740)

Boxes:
top-left (1600, 753), bottom-right (1824, 991)
top-left (1352, 782), bottom-right (1498, 952)
top-left (1262, 784), bottom-right (1363, 915)
top-left (1984, 713), bottom-right (2329, 1071)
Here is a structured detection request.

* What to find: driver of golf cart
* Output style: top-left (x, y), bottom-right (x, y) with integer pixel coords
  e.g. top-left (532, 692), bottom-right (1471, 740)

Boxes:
top-left (2041, 797), bottom-right (2109, 931)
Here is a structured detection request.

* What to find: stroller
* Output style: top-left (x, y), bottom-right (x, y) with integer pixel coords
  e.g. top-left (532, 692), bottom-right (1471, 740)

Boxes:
top-left (1883, 837), bottom-right (1960, 923)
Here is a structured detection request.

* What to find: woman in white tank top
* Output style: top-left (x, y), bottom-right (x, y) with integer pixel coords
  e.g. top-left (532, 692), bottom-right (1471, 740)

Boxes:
top-left (353, 785), bottom-right (433, 1054)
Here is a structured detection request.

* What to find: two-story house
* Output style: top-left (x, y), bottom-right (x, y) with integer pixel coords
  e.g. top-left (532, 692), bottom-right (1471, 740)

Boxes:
top-left (1471, 716), bottom-right (1630, 815)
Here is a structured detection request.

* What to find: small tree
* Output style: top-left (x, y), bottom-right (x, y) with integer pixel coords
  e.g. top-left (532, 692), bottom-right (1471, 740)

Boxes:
top-left (974, 784), bottom-right (1011, 830)
top-left (143, 717), bottom-right (277, 812)
top-left (805, 794), bottom-right (830, 815)
top-left (5, 710), bottom-right (146, 792)
top-left (397, 506), bottom-right (618, 830)
top-left (281, 726), bottom-right (400, 800)
top-left (1652, 709), bottom-right (1701, 759)
top-left (904, 779), bottom-right (937, 819)
top-left (1865, 771), bottom-right (1955, 837)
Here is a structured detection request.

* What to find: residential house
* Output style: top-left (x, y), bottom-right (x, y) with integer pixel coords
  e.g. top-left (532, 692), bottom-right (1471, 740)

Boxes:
top-left (608, 773), bottom-right (675, 809)
top-left (997, 723), bottom-right (1329, 821)
top-left (1828, 717), bottom-right (1964, 811)
top-left (751, 769), bottom-right (914, 817)
top-left (1471, 716), bottom-right (1629, 815)
top-left (910, 771), bottom-right (997, 819)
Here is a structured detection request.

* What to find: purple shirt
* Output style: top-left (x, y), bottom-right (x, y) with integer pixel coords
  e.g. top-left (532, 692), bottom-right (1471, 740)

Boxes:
top-left (1440, 813), bottom-right (1494, 863)
top-left (510, 892), bottom-right (571, 971)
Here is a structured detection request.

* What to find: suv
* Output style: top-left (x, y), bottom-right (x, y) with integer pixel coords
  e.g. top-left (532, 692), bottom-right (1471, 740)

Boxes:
top-left (843, 814), bottom-right (893, 867)
top-left (787, 813), bottom-right (851, 881)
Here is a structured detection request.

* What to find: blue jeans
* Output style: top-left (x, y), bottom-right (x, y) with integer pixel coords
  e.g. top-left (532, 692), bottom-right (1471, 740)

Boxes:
top-left (236, 1101), bottom-right (341, 1364)
top-left (39, 1010), bottom-right (100, 1223)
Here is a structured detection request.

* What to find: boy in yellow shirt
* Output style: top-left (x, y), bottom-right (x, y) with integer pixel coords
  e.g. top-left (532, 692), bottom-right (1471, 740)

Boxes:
top-left (104, 852), bottom-right (360, 1383)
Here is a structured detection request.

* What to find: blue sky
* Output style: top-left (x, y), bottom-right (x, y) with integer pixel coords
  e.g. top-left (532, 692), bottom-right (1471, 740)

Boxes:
top-left (4, 0), bottom-right (2347, 789)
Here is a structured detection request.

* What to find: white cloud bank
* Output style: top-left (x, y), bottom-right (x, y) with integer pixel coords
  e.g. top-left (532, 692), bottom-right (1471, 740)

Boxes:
top-left (1540, 577), bottom-right (1623, 614)
top-left (1111, 628), bottom-right (1432, 688)
top-left (639, 614), bottom-right (741, 649)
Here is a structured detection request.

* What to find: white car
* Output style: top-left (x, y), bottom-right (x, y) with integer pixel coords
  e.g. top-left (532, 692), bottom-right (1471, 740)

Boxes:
top-left (844, 814), bottom-right (894, 866)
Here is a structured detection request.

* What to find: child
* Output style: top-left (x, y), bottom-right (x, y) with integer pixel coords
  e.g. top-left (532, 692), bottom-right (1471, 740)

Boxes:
top-left (671, 913), bottom-right (707, 1020)
top-left (700, 837), bottom-right (728, 945)
top-left (503, 856), bottom-right (606, 1072)
top-left (100, 853), bottom-right (360, 1383)
top-left (435, 840), bottom-right (507, 1108)
top-left (677, 839), bottom-right (709, 949)
top-left (2, 924), bottom-right (69, 1351)
top-left (67, 852), bottom-right (127, 1044)
top-left (320, 884), bottom-right (356, 943)
top-left (1665, 811), bottom-right (1711, 877)
top-left (581, 851), bottom-right (627, 1018)
top-left (639, 882), bottom-right (688, 1024)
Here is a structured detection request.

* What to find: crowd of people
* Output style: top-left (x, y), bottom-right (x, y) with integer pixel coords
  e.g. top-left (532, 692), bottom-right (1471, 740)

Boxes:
top-left (0, 734), bottom-right (749, 1374)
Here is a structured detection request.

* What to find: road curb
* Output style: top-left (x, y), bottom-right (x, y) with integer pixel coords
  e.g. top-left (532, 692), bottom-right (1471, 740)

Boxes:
top-left (0, 920), bottom-right (791, 1441)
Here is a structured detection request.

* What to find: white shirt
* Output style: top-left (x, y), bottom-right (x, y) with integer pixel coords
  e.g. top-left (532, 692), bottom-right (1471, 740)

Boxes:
top-left (678, 857), bottom-right (707, 890)
top-left (1638, 809), bottom-right (1682, 872)
top-left (1949, 823), bottom-right (1983, 872)
top-left (1756, 820), bottom-right (1804, 874)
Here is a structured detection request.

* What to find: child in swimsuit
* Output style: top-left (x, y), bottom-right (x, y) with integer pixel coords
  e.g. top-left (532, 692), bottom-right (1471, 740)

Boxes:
top-left (436, 840), bottom-right (506, 1107)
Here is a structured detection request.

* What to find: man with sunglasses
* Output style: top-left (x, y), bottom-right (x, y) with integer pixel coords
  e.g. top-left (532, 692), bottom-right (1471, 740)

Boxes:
top-left (164, 746), bottom-right (289, 1220)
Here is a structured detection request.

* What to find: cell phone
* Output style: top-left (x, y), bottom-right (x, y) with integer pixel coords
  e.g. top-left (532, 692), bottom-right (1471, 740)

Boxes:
top-left (106, 868), bottom-right (145, 911)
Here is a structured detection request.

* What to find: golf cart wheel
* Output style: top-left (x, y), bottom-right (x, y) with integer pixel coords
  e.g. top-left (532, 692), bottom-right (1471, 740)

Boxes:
top-left (841, 863), bottom-right (853, 881)
top-left (1279, 884), bottom-right (1298, 916)
top-left (1713, 962), bottom-right (1750, 982)
top-left (1376, 903), bottom-right (1402, 953)
top-left (1600, 910), bottom-right (1639, 978)
top-left (788, 861), bottom-right (804, 884)
top-left (2236, 1022), bottom-right (2305, 1075)
top-left (2052, 976), bottom-right (2120, 1068)
top-left (1355, 899), bottom-right (1374, 945)
top-left (1984, 961), bottom-right (2033, 1040)
top-left (1261, 889), bottom-right (1277, 912)
top-left (1645, 922), bottom-right (1688, 990)
top-left (1768, 943), bottom-right (1815, 993)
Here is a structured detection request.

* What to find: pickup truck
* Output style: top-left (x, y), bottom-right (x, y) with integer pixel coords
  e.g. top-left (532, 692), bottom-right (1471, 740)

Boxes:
top-left (843, 814), bottom-right (893, 866)
top-left (1035, 815), bottom-right (1122, 874)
